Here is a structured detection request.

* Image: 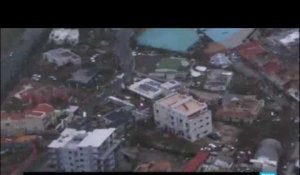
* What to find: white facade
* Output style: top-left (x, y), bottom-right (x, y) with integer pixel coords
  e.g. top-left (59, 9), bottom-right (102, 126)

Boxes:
top-left (153, 93), bottom-right (212, 142)
top-left (1, 104), bottom-right (55, 136)
top-left (48, 128), bottom-right (120, 172)
top-left (161, 80), bottom-right (181, 95)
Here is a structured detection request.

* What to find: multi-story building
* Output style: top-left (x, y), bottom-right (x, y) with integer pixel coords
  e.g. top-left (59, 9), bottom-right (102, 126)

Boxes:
top-left (153, 93), bottom-right (212, 142)
top-left (1, 103), bottom-right (55, 136)
top-left (48, 128), bottom-right (120, 172)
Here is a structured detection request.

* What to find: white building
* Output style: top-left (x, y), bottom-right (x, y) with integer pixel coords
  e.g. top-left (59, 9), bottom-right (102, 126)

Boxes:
top-left (128, 78), bottom-right (163, 100)
top-left (49, 28), bottom-right (79, 46)
top-left (43, 48), bottom-right (82, 67)
top-left (48, 128), bottom-right (120, 172)
top-left (153, 93), bottom-right (213, 142)
top-left (1, 103), bottom-right (55, 136)
top-left (161, 80), bottom-right (181, 95)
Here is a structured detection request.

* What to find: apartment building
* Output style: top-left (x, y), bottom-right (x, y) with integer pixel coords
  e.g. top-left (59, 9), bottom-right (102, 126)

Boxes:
top-left (48, 128), bottom-right (120, 172)
top-left (153, 93), bottom-right (212, 142)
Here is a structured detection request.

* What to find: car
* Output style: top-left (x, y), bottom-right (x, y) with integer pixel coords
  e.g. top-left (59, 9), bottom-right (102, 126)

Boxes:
top-left (207, 133), bottom-right (221, 140)
top-left (48, 76), bottom-right (57, 81)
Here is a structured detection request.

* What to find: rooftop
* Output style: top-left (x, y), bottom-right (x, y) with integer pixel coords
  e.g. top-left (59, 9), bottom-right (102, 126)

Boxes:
top-left (104, 110), bottom-right (134, 127)
top-left (128, 78), bottom-right (163, 99)
top-left (183, 151), bottom-right (209, 172)
top-left (48, 128), bottom-right (115, 149)
top-left (238, 41), bottom-right (266, 60)
top-left (136, 28), bottom-right (199, 53)
top-left (25, 103), bottom-right (54, 118)
top-left (68, 68), bottom-right (99, 84)
top-left (135, 161), bottom-right (172, 172)
top-left (161, 80), bottom-right (181, 90)
top-left (157, 93), bottom-right (208, 116)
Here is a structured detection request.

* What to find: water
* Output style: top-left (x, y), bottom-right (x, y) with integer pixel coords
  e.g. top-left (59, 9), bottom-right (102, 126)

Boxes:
top-left (200, 28), bottom-right (240, 42)
top-left (137, 28), bottom-right (199, 53)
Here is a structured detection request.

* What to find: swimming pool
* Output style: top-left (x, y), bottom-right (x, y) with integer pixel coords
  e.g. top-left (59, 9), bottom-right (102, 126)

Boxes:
top-left (200, 28), bottom-right (241, 42)
top-left (136, 28), bottom-right (199, 53)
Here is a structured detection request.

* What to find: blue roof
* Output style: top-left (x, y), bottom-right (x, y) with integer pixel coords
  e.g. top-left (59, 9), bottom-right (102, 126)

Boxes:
top-left (137, 28), bottom-right (199, 53)
top-left (200, 28), bottom-right (241, 42)
top-left (105, 111), bottom-right (134, 127)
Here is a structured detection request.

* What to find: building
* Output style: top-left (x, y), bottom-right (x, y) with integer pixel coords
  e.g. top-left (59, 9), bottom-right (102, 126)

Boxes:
top-left (102, 110), bottom-right (134, 134)
top-left (15, 84), bottom-right (69, 105)
top-left (267, 28), bottom-right (299, 49)
top-left (43, 48), bottom-right (81, 67)
top-left (200, 28), bottom-right (258, 49)
top-left (153, 93), bottom-right (213, 142)
top-left (183, 151), bottom-right (209, 172)
top-left (68, 68), bottom-right (101, 87)
top-left (48, 28), bottom-right (79, 46)
top-left (210, 53), bottom-right (232, 69)
top-left (1, 103), bottom-right (55, 136)
top-left (204, 69), bottom-right (233, 92)
top-left (48, 128), bottom-right (120, 172)
top-left (250, 138), bottom-right (282, 172)
top-left (160, 80), bottom-right (181, 95)
top-left (134, 161), bottom-right (172, 172)
top-left (216, 95), bottom-right (265, 124)
top-left (128, 78), bottom-right (163, 100)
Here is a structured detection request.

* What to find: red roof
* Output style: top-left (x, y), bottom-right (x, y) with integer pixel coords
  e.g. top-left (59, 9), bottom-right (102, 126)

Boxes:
top-left (238, 41), bottom-right (266, 60)
top-left (25, 103), bottom-right (54, 118)
top-left (263, 61), bottom-right (284, 75)
top-left (216, 110), bottom-right (253, 118)
top-left (183, 151), bottom-right (209, 172)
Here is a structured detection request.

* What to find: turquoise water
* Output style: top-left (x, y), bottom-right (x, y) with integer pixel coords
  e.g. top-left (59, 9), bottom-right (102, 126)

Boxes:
top-left (137, 28), bottom-right (199, 53)
top-left (200, 28), bottom-right (240, 42)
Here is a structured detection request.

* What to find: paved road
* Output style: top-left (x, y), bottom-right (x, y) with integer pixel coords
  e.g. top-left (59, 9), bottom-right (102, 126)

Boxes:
top-left (98, 29), bottom-right (135, 101)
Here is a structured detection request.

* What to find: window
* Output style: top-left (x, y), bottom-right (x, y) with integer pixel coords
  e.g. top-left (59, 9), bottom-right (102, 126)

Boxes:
top-left (185, 123), bottom-right (189, 127)
top-left (194, 122), bottom-right (197, 125)
top-left (171, 116), bottom-right (174, 120)
top-left (171, 122), bottom-right (174, 125)
top-left (69, 157), bottom-right (72, 160)
top-left (179, 119), bottom-right (183, 123)
top-left (79, 148), bottom-right (82, 150)
top-left (5, 123), bottom-right (10, 127)
top-left (205, 117), bottom-right (209, 120)
top-left (70, 163), bottom-right (73, 166)
top-left (200, 119), bottom-right (203, 122)
top-left (200, 125), bottom-right (203, 128)
top-left (197, 134), bottom-right (201, 138)
top-left (80, 159), bottom-right (84, 162)
top-left (156, 121), bottom-right (160, 125)
top-left (203, 130), bottom-right (208, 134)
top-left (69, 151), bottom-right (72, 154)
top-left (156, 110), bottom-right (159, 114)
top-left (206, 122), bottom-right (209, 125)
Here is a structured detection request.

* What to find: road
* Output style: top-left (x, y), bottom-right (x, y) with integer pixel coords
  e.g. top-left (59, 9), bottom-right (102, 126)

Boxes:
top-left (98, 29), bottom-right (135, 100)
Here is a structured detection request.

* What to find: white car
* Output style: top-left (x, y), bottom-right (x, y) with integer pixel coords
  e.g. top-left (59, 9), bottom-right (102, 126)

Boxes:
top-left (49, 76), bottom-right (57, 81)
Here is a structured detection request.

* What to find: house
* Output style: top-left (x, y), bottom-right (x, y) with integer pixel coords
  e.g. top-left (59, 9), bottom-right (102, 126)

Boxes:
top-left (200, 28), bottom-right (258, 49)
top-left (16, 84), bottom-right (69, 105)
top-left (153, 93), bottom-right (213, 142)
top-left (68, 68), bottom-right (101, 87)
top-left (134, 161), bottom-right (172, 172)
top-left (216, 95), bottom-right (264, 124)
top-left (160, 80), bottom-right (181, 95)
top-left (102, 110), bottom-right (134, 134)
top-left (48, 128), bottom-right (120, 172)
top-left (183, 151), bottom-right (209, 172)
top-left (128, 78), bottom-right (163, 100)
top-left (250, 138), bottom-right (282, 172)
top-left (43, 48), bottom-right (81, 67)
top-left (204, 69), bottom-right (233, 92)
top-left (1, 103), bottom-right (55, 136)
top-left (48, 28), bottom-right (79, 46)
top-left (210, 53), bottom-right (232, 69)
